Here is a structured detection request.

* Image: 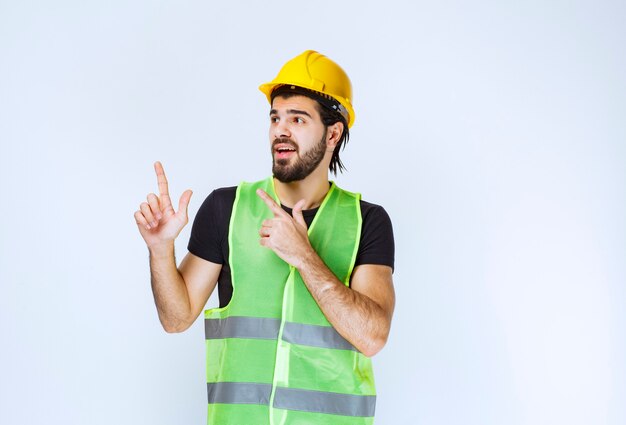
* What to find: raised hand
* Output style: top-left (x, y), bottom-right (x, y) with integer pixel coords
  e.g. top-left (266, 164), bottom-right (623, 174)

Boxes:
top-left (134, 161), bottom-right (193, 249)
top-left (257, 189), bottom-right (313, 268)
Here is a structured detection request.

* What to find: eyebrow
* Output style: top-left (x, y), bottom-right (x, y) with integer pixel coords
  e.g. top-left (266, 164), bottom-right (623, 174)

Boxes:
top-left (269, 109), bottom-right (313, 118)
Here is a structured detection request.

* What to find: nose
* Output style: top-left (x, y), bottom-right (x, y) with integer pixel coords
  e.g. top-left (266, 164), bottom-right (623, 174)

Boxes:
top-left (272, 119), bottom-right (291, 140)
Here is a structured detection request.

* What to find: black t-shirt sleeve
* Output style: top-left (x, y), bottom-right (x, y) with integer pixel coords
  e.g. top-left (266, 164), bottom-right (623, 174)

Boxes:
top-left (187, 187), bottom-right (237, 265)
top-left (355, 201), bottom-right (395, 272)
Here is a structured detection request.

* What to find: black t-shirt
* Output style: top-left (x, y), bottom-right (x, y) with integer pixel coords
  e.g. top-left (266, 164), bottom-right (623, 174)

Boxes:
top-left (188, 186), bottom-right (395, 307)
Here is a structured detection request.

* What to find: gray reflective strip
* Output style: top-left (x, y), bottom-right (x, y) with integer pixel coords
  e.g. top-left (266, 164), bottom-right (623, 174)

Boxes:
top-left (274, 387), bottom-right (376, 417)
top-left (282, 322), bottom-right (357, 351)
top-left (205, 317), bottom-right (356, 351)
top-left (204, 317), bottom-right (280, 340)
top-left (207, 382), bottom-right (271, 405)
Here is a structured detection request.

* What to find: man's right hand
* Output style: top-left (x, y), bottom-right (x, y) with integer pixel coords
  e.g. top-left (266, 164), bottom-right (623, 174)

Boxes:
top-left (134, 161), bottom-right (193, 249)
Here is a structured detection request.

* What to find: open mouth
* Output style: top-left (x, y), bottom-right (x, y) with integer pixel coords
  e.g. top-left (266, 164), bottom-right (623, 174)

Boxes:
top-left (274, 144), bottom-right (297, 159)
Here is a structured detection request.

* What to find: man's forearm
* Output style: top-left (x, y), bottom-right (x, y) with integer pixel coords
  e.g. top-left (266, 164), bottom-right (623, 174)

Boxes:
top-left (296, 251), bottom-right (392, 357)
top-left (255, 189), bottom-right (393, 356)
top-left (149, 242), bottom-right (193, 332)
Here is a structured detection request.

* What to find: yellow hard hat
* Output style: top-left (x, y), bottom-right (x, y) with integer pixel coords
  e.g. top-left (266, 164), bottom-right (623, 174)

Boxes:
top-left (259, 50), bottom-right (355, 128)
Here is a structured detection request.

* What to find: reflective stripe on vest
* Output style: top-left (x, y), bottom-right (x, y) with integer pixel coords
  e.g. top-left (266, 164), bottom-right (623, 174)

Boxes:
top-left (207, 382), bottom-right (271, 405)
top-left (274, 387), bottom-right (376, 417)
top-left (207, 382), bottom-right (376, 417)
top-left (205, 317), bottom-right (358, 351)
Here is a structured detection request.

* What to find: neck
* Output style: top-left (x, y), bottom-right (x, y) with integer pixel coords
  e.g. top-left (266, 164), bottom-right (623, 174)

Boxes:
top-left (274, 170), bottom-right (331, 209)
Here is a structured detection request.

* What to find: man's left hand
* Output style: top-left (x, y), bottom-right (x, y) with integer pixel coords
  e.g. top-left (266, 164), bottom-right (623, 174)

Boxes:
top-left (257, 189), bottom-right (313, 268)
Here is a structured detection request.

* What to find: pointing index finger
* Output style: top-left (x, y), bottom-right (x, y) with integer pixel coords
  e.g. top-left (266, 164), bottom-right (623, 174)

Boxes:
top-left (154, 161), bottom-right (172, 209)
top-left (256, 189), bottom-right (286, 217)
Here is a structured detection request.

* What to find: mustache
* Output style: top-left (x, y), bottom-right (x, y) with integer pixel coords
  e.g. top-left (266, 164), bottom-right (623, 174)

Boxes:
top-left (272, 138), bottom-right (298, 151)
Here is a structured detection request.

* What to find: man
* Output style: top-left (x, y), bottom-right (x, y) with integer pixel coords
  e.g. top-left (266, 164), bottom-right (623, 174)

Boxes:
top-left (134, 50), bottom-right (395, 424)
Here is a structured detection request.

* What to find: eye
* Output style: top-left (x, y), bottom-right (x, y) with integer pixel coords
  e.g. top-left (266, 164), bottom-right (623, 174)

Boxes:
top-left (294, 117), bottom-right (305, 124)
top-left (270, 116), bottom-right (279, 123)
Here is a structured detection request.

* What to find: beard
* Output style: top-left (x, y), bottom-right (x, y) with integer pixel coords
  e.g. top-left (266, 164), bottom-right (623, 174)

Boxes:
top-left (272, 134), bottom-right (327, 183)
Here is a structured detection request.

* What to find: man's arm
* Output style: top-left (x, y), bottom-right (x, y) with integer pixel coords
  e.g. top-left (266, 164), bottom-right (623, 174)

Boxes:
top-left (149, 247), bottom-right (221, 333)
top-left (257, 189), bottom-right (395, 357)
top-left (297, 257), bottom-right (395, 357)
top-left (135, 162), bottom-right (221, 332)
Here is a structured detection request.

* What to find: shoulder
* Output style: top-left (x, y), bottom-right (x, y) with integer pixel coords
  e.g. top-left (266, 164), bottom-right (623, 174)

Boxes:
top-left (355, 198), bottom-right (395, 271)
top-left (358, 199), bottom-right (394, 244)
top-left (188, 186), bottom-right (237, 263)
top-left (359, 200), bottom-right (392, 226)
top-left (192, 186), bottom-right (237, 233)
top-left (334, 184), bottom-right (390, 222)
top-left (195, 186), bottom-right (237, 215)
top-left (204, 186), bottom-right (238, 204)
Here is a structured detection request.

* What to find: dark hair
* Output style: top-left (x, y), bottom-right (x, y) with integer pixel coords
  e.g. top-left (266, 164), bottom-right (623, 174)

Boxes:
top-left (271, 90), bottom-right (350, 175)
top-left (318, 103), bottom-right (350, 175)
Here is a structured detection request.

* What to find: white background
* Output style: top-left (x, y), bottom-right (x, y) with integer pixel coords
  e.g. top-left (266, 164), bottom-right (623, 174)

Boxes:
top-left (1, 1), bottom-right (624, 424)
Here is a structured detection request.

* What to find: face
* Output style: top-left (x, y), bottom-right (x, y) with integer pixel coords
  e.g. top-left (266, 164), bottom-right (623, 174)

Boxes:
top-left (269, 95), bottom-right (329, 183)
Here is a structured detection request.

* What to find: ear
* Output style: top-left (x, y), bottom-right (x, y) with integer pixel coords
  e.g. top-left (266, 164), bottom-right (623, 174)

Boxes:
top-left (325, 121), bottom-right (344, 150)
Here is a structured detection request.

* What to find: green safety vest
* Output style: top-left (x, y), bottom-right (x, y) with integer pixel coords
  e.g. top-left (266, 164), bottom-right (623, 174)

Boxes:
top-left (204, 177), bottom-right (376, 425)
